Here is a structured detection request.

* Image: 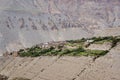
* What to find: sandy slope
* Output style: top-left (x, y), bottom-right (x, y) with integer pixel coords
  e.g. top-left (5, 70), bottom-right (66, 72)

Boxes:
top-left (0, 43), bottom-right (120, 80)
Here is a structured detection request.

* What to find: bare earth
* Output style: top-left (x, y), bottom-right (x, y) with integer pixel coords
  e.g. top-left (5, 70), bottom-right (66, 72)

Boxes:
top-left (0, 43), bottom-right (120, 80)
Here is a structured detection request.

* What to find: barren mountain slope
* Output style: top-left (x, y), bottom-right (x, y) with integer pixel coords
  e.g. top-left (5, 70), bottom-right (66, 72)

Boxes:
top-left (0, 43), bottom-right (120, 80)
top-left (0, 0), bottom-right (120, 55)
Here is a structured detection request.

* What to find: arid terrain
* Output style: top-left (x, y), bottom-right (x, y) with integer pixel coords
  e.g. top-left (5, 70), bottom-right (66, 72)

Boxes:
top-left (0, 0), bottom-right (120, 80)
top-left (0, 42), bottom-right (120, 80)
top-left (0, 0), bottom-right (120, 54)
top-left (0, 36), bottom-right (120, 80)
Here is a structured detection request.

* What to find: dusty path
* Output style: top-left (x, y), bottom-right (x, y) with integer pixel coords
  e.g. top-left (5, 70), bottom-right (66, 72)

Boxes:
top-left (0, 44), bottom-right (120, 80)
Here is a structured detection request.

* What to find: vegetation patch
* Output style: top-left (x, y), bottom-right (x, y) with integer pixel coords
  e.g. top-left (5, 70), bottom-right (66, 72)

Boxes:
top-left (66, 38), bottom-right (86, 44)
top-left (91, 36), bottom-right (120, 45)
top-left (66, 38), bottom-right (86, 48)
top-left (18, 36), bottom-right (120, 58)
top-left (62, 47), bottom-right (108, 57)
top-left (18, 46), bottom-right (108, 58)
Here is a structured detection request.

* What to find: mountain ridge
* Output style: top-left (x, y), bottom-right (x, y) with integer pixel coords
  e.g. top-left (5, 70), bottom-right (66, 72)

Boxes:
top-left (0, 0), bottom-right (120, 55)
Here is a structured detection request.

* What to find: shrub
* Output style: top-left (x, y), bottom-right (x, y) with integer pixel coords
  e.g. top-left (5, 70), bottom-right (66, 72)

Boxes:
top-left (86, 50), bottom-right (109, 57)
top-left (18, 46), bottom-right (56, 57)
top-left (60, 49), bottom-right (71, 55)
top-left (92, 36), bottom-right (113, 44)
top-left (66, 38), bottom-right (86, 44)
top-left (111, 38), bottom-right (120, 48)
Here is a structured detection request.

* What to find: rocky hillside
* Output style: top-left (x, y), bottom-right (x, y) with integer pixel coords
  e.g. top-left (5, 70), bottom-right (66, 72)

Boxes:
top-left (0, 0), bottom-right (120, 55)
top-left (0, 42), bottom-right (120, 80)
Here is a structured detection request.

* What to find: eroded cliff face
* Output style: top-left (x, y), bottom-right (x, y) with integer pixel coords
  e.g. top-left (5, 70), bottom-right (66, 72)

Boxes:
top-left (0, 0), bottom-right (120, 55)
